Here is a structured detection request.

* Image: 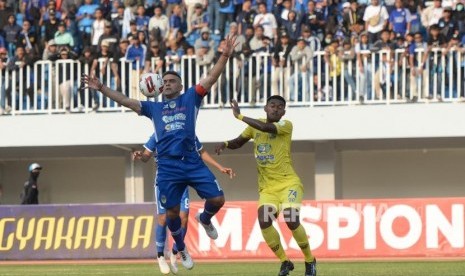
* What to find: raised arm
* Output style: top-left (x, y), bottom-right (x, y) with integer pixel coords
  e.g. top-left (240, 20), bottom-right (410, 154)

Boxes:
top-left (81, 74), bottom-right (142, 114)
top-left (230, 99), bottom-right (277, 134)
top-left (199, 35), bottom-right (238, 91)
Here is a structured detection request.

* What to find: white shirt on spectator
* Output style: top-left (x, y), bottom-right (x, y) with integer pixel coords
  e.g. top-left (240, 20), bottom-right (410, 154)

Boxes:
top-left (429, 8), bottom-right (444, 26)
top-left (363, 5), bottom-right (389, 34)
top-left (92, 19), bottom-right (105, 46)
top-left (253, 13), bottom-right (277, 40)
top-left (149, 15), bottom-right (170, 39)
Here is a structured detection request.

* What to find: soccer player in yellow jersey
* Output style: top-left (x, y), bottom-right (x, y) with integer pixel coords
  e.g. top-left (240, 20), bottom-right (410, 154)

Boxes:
top-left (215, 96), bottom-right (316, 276)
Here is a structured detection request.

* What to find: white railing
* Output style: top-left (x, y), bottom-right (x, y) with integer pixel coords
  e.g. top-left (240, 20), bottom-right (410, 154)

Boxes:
top-left (1, 48), bottom-right (464, 115)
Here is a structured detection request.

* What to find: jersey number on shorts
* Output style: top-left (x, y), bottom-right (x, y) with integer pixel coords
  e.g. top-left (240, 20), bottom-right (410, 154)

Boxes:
top-left (288, 189), bottom-right (297, 202)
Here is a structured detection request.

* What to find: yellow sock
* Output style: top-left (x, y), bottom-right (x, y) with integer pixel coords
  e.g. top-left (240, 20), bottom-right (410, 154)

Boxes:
top-left (261, 225), bottom-right (288, 262)
top-left (291, 225), bottom-right (314, 262)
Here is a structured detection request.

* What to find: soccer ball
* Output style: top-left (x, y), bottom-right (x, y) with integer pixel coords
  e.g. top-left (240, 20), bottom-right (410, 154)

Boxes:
top-left (139, 73), bottom-right (164, 97)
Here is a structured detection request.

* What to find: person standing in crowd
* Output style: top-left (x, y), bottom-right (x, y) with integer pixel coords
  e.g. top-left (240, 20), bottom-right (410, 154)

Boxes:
top-left (3, 14), bottom-right (21, 57)
top-left (236, 0), bottom-right (256, 36)
top-left (0, 0), bottom-right (14, 31)
top-left (43, 8), bottom-right (61, 44)
top-left (254, 2), bottom-right (278, 44)
top-left (389, 0), bottom-right (411, 36)
top-left (111, 38), bottom-right (130, 95)
top-left (289, 36), bottom-right (314, 101)
top-left (363, 0), bottom-right (389, 45)
top-left (21, 163), bottom-right (42, 205)
top-left (148, 5), bottom-right (170, 41)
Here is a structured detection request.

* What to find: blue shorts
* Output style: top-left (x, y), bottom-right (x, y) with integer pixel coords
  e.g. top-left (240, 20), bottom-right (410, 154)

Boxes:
top-left (156, 155), bottom-right (224, 209)
top-left (155, 185), bottom-right (189, 214)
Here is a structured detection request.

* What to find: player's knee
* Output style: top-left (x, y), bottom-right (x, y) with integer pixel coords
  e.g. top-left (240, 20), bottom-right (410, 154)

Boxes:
top-left (258, 217), bottom-right (273, 229)
top-left (258, 205), bottom-right (277, 229)
top-left (285, 220), bottom-right (300, 230)
top-left (283, 208), bottom-right (300, 230)
top-left (208, 196), bottom-right (225, 207)
top-left (166, 205), bottom-right (181, 219)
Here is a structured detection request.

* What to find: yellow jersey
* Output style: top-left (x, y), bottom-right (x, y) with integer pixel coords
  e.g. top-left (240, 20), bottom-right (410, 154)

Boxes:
top-left (241, 119), bottom-right (302, 193)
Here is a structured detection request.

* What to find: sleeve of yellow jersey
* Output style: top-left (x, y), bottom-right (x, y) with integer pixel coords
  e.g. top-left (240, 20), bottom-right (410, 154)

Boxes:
top-left (273, 120), bottom-right (293, 135)
top-left (241, 125), bottom-right (254, 139)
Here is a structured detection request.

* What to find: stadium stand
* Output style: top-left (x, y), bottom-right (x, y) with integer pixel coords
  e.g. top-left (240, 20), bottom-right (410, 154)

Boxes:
top-left (1, 0), bottom-right (465, 115)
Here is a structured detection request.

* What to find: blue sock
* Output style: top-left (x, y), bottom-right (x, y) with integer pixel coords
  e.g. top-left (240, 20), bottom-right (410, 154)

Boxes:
top-left (200, 201), bottom-right (222, 225)
top-left (172, 226), bottom-right (188, 253)
top-left (155, 223), bottom-right (167, 256)
top-left (167, 216), bottom-right (185, 251)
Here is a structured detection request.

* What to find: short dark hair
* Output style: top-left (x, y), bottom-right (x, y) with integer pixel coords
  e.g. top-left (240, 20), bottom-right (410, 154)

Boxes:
top-left (266, 95), bottom-right (286, 105)
top-left (163, 71), bottom-right (181, 79)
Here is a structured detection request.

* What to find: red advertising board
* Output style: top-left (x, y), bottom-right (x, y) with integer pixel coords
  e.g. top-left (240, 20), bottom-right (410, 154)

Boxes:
top-left (0, 198), bottom-right (464, 260)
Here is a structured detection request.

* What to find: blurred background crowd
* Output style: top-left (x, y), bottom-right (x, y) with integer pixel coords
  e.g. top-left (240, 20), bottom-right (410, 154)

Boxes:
top-left (1, 0), bottom-right (465, 113)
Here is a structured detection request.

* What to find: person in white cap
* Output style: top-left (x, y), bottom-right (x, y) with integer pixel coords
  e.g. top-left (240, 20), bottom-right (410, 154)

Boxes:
top-left (20, 163), bottom-right (42, 204)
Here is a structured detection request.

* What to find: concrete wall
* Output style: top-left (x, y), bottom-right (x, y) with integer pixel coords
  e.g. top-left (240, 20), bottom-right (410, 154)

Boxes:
top-left (341, 149), bottom-right (465, 199)
top-left (0, 158), bottom-right (126, 205)
top-left (2, 147), bottom-right (465, 205)
top-left (0, 148), bottom-right (315, 205)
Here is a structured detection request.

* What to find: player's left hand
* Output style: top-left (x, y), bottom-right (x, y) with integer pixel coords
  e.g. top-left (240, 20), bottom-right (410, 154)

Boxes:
top-left (230, 99), bottom-right (241, 119)
top-left (220, 167), bottom-right (236, 179)
top-left (132, 151), bottom-right (143, 160)
top-left (222, 35), bottom-right (239, 57)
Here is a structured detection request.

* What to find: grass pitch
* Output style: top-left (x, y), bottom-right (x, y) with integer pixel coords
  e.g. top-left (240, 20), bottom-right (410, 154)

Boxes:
top-left (1, 260), bottom-right (465, 276)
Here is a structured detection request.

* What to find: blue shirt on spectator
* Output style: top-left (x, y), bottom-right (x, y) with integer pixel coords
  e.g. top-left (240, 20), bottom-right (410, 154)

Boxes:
top-left (0, 35), bottom-right (6, 48)
top-left (294, 0), bottom-right (309, 14)
top-left (167, 0), bottom-right (182, 4)
top-left (170, 14), bottom-right (181, 29)
top-left (408, 41), bottom-right (426, 65)
top-left (136, 15), bottom-right (150, 31)
top-left (76, 4), bottom-right (99, 34)
top-left (219, 0), bottom-right (235, 14)
top-left (166, 47), bottom-right (185, 71)
top-left (389, 8), bottom-right (410, 35)
top-left (126, 44), bottom-right (147, 70)
top-left (43, 11), bottom-right (62, 21)
top-left (22, 0), bottom-right (47, 21)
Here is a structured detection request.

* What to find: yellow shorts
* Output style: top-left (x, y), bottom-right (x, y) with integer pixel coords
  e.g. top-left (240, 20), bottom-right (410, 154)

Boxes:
top-left (258, 182), bottom-right (303, 212)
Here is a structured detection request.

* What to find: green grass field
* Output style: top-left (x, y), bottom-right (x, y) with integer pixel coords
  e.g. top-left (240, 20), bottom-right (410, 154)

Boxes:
top-left (1, 261), bottom-right (465, 276)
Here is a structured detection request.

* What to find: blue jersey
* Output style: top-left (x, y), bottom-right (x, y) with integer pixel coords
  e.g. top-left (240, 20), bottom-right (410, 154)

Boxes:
top-left (389, 8), bottom-right (410, 35)
top-left (140, 85), bottom-right (207, 159)
top-left (144, 134), bottom-right (203, 157)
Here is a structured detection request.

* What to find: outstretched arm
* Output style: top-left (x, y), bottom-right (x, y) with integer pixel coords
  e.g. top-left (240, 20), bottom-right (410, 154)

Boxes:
top-left (200, 149), bottom-right (236, 179)
top-left (81, 74), bottom-right (142, 114)
top-left (230, 99), bottom-right (277, 134)
top-left (215, 135), bottom-right (250, 155)
top-left (199, 35), bottom-right (238, 91)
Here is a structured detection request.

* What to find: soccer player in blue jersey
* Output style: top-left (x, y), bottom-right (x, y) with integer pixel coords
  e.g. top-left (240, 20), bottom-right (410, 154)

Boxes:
top-left (133, 134), bottom-right (235, 274)
top-left (81, 35), bottom-right (238, 270)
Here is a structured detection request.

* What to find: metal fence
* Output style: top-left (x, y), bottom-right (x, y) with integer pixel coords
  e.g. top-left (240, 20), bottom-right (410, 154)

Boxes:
top-left (0, 48), bottom-right (464, 115)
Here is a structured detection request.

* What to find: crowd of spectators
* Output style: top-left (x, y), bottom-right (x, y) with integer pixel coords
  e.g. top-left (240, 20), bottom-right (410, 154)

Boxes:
top-left (1, 0), bottom-right (465, 113)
